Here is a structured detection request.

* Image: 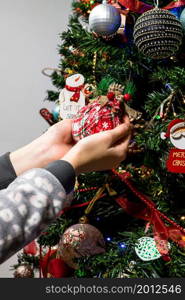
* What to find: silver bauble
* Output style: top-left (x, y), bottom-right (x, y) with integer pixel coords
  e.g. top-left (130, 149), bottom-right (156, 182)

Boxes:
top-left (133, 8), bottom-right (183, 59)
top-left (89, 0), bottom-right (121, 37)
top-left (180, 8), bottom-right (185, 30)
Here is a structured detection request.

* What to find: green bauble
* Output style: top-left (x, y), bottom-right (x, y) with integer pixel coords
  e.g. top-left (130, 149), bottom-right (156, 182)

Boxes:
top-left (133, 8), bottom-right (183, 59)
top-left (180, 8), bottom-right (185, 31)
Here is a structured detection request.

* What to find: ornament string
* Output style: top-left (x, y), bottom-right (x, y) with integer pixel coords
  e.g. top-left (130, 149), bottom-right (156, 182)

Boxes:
top-left (79, 186), bottom-right (106, 223)
top-left (84, 186), bottom-right (106, 215)
top-left (154, 0), bottom-right (159, 8)
top-left (41, 67), bottom-right (62, 77)
top-left (146, 90), bottom-right (176, 127)
top-left (78, 184), bottom-right (116, 220)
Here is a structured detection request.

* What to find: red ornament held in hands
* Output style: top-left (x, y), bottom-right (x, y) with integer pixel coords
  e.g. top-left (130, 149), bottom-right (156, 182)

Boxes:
top-left (72, 92), bottom-right (126, 142)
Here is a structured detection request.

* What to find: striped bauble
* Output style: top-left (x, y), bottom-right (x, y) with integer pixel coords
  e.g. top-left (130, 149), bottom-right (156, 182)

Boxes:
top-left (133, 8), bottom-right (183, 59)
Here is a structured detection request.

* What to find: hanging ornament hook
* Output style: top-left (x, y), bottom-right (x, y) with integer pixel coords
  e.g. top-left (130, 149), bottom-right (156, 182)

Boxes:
top-left (154, 0), bottom-right (159, 8)
top-left (79, 186), bottom-right (106, 224)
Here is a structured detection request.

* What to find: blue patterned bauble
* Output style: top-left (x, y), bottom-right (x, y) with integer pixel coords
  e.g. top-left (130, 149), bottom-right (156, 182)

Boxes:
top-left (180, 8), bottom-right (185, 30)
top-left (169, 7), bottom-right (184, 20)
top-left (52, 104), bottom-right (60, 121)
top-left (89, 0), bottom-right (121, 38)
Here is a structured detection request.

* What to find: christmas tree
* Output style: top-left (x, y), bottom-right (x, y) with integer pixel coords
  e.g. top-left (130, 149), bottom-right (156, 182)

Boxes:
top-left (14, 0), bottom-right (185, 278)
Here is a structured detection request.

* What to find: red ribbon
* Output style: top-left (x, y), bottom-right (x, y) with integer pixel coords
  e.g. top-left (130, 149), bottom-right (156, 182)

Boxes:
top-left (48, 258), bottom-right (73, 278)
top-left (65, 84), bottom-right (84, 102)
top-left (118, 0), bottom-right (185, 13)
top-left (39, 247), bottom-right (73, 278)
top-left (57, 193), bottom-right (106, 217)
top-left (164, 1), bottom-right (185, 9)
top-left (118, 0), bottom-right (153, 13)
top-left (39, 248), bottom-right (54, 278)
top-left (112, 169), bottom-right (185, 257)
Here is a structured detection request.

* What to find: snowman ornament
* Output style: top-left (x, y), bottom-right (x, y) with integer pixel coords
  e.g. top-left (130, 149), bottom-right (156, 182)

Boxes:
top-left (161, 119), bottom-right (185, 173)
top-left (59, 74), bottom-right (86, 119)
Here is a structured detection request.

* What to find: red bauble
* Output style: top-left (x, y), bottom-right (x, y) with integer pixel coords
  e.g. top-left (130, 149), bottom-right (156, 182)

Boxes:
top-left (123, 93), bottom-right (132, 101)
top-left (162, 255), bottom-right (171, 262)
top-left (40, 249), bottom-right (73, 278)
top-left (48, 258), bottom-right (73, 278)
top-left (72, 93), bottom-right (125, 142)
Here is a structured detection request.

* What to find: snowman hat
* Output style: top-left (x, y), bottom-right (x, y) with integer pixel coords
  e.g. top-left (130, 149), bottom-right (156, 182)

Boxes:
top-left (66, 73), bottom-right (85, 88)
top-left (161, 119), bottom-right (185, 140)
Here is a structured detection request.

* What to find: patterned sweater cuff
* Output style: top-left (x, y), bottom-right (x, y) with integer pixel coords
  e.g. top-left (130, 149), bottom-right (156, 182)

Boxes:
top-left (44, 160), bottom-right (76, 194)
top-left (0, 152), bottom-right (17, 189)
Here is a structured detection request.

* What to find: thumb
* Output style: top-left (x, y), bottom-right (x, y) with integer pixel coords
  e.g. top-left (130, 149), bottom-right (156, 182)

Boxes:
top-left (109, 122), bottom-right (131, 145)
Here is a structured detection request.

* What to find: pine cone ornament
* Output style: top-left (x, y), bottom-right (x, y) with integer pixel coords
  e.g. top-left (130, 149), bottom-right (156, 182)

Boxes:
top-left (72, 92), bottom-right (125, 142)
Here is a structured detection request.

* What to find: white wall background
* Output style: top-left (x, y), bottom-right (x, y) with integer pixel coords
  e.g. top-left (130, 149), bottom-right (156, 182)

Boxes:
top-left (0, 0), bottom-right (72, 277)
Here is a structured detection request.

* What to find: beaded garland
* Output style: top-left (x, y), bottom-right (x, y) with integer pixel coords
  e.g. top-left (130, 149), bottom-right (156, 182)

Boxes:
top-left (133, 8), bottom-right (183, 59)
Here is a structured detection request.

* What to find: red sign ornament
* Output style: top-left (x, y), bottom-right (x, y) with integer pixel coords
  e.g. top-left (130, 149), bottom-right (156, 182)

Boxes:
top-left (167, 149), bottom-right (185, 173)
top-left (161, 119), bottom-right (185, 173)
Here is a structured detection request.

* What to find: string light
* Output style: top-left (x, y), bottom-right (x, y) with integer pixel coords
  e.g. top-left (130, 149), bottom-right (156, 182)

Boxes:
top-left (119, 242), bottom-right (126, 249)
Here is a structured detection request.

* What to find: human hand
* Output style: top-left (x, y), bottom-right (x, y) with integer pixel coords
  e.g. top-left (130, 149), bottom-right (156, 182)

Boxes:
top-left (10, 119), bottom-right (74, 175)
top-left (62, 115), bottom-right (131, 175)
top-left (43, 119), bottom-right (75, 160)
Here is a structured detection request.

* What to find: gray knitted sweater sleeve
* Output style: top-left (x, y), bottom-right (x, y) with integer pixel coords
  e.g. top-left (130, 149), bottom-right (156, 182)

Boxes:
top-left (0, 168), bottom-right (73, 264)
